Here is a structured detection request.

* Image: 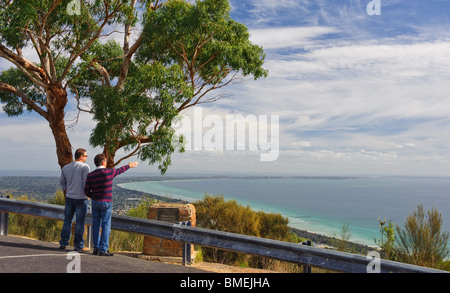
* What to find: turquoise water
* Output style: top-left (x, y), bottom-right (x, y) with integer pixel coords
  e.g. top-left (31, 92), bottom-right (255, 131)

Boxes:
top-left (118, 176), bottom-right (450, 247)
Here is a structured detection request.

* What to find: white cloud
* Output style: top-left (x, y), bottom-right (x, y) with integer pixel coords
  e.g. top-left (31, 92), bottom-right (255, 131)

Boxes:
top-left (0, 120), bottom-right (53, 147)
top-left (245, 0), bottom-right (311, 25)
top-left (293, 141), bottom-right (311, 148)
top-left (249, 0), bottom-right (307, 11)
top-left (240, 35), bottom-right (450, 123)
top-left (209, 28), bottom-right (450, 175)
top-left (249, 26), bottom-right (338, 49)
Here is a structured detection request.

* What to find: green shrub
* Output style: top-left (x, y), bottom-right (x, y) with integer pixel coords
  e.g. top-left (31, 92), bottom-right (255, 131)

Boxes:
top-left (8, 195), bottom-right (62, 242)
top-left (108, 196), bottom-right (158, 252)
top-left (193, 194), bottom-right (302, 271)
top-left (395, 204), bottom-right (449, 269)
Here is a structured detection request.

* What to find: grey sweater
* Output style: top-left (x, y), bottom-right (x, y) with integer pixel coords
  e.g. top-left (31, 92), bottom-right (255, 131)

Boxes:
top-left (60, 161), bottom-right (90, 200)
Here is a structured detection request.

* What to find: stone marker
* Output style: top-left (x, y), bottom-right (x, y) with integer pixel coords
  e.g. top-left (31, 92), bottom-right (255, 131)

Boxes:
top-left (142, 203), bottom-right (196, 261)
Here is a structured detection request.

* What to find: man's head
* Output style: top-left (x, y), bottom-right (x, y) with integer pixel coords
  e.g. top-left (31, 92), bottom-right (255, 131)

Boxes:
top-left (74, 148), bottom-right (87, 163)
top-left (94, 154), bottom-right (107, 167)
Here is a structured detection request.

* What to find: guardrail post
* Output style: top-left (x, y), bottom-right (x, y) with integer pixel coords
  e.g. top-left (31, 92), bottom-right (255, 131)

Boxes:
top-left (302, 240), bottom-right (312, 273)
top-left (86, 225), bottom-right (93, 250)
top-left (0, 196), bottom-right (10, 236)
top-left (181, 221), bottom-right (192, 266)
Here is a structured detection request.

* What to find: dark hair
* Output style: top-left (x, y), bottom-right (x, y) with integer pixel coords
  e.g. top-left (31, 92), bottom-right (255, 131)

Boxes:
top-left (94, 154), bottom-right (107, 167)
top-left (74, 148), bottom-right (87, 160)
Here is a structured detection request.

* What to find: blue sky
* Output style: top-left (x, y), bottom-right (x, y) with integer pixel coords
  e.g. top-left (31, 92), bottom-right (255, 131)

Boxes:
top-left (2, 0), bottom-right (450, 176)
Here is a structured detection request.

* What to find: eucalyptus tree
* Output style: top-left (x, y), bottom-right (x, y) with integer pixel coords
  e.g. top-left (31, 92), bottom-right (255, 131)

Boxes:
top-left (0, 0), bottom-right (267, 173)
top-left (0, 0), bottom-right (136, 168)
top-left (72, 0), bottom-right (267, 173)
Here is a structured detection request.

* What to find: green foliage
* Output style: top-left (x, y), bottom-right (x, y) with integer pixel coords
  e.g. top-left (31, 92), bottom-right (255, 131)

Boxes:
top-left (0, 0), bottom-right (130, 91)
top-left (194, 194), bottom-right (260, 237)
top-left (375, 216), bottom-right (396, 260)
top-left (395, 204), bottom-right (449, 269)
top-left (331, 223), bottom-right (354, 252)
top-left (193, 194), bottom-right (301, 270)
top-left (0, 0), bottom-right (129, 50)
top-left (0, 68), bottom-right (45, 116)
top-left (376, 205), bottom-right (449, 270)
top-left (8, 195), bottom-right (62, 242)
top-left (257, 210), bottom-right (290, 240)
top-left (70, 39), bottom-right (125, 98)
top-left (108, 196), bottom-right (158, 252)
top-left (108, 229), bottom-right (144, 253)
top-left (86, 61), bottom-right (191, 170)
top-left (71, 0), bottom-right (267, 173)
top-left (126, 196), bottom-right (158, 218)
top-left (47, 189), bottom-right (66, 206)
top-left (138, 0), bottom-right (268, 80)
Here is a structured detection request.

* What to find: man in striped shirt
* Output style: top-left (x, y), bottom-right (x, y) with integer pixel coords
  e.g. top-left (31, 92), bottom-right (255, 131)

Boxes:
top-left (85, 154), bottom-right (138, 256)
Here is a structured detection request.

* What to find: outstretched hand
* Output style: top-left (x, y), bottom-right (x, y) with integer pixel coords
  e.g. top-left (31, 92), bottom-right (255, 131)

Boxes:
top-left (128, 162), bottom-right (139, 168)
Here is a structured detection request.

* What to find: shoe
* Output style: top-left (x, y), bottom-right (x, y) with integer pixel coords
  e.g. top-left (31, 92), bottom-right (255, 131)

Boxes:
top-left (59, 245), bottom-right (66, 250)
top-left (93, 248), bottom-right (99, 255)
top-left (99, 250), bottom-right (114, 256)
top-left (74, 247), bottom-right (89, 253)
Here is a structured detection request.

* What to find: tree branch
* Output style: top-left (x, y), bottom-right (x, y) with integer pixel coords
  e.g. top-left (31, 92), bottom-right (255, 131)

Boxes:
top-left (116, 0), bottom-right (163, 90)
top-left (0, 44), bottom-right (48, 89)
top-left (57, 0), bottom-right (125, 85)
top-left (112, 129), bottom-right (142, 167)
top-left (38, 0), bottom-right (64, 37)
top-left (92, 61), bottom-right (112, 88)
top-left (0, 82), bottom-right (49, 121)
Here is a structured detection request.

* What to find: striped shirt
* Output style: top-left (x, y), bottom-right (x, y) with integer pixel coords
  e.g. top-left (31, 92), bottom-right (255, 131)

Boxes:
top-left (84, 165), bottom-right (130, 202)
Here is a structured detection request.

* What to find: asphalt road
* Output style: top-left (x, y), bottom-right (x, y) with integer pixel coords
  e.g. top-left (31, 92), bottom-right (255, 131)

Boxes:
top-left (0, 235), bottom-right (210, 273)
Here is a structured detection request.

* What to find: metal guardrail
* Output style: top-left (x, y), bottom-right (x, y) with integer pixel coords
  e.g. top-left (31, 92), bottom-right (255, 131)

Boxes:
top-left (0, 196), bottom-right (447, 273)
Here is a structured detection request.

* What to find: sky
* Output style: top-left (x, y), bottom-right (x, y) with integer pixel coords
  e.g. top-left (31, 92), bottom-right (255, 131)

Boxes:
top-left (2, 0), bottom-right (450, 177)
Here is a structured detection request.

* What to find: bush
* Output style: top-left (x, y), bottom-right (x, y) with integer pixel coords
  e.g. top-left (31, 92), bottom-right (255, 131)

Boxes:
top-left (193, 194), bottom-right (302, 271)
top-left (194, 194), bottom-right (260, 236)
top-left (108, 196), bottom-right (158, 252)
top-left (395, 204), bottom-right (449, 269)
top-left (47, 189), bottom-right (66, 206)
top-left (375, 217), bottom-right (396, 260)
top-left (8, 195), bottom-right (62, 242)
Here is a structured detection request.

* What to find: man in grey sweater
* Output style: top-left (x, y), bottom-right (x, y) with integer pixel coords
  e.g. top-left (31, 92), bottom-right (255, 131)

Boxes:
top-left (59, 148), bottom-right (90, 252)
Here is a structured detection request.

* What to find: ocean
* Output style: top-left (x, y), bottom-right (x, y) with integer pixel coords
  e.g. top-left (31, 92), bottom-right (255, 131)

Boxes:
top-left (118, 176), bottom-right (450, 247)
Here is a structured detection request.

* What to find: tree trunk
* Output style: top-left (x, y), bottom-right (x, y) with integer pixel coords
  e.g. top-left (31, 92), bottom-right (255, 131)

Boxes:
top-left (47, 85), bottom-right (73, 169)
top-left (49, 118), bottom-right (73, 169)
top-left (103, 145), bottom-right (116, 168)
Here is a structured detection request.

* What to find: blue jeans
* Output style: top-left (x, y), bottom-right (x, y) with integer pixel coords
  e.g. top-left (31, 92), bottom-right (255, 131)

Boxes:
top-left (60, 198), bottom-right (89, 250)
top-left (92, 201), bottom-right (112, 252)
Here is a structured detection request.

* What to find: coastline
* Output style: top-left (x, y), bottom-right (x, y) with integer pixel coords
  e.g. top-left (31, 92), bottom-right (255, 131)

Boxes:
top-left (0, 174), bottom-right (378, 255)
top-left (115, 182), bottom-right (377, 255)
